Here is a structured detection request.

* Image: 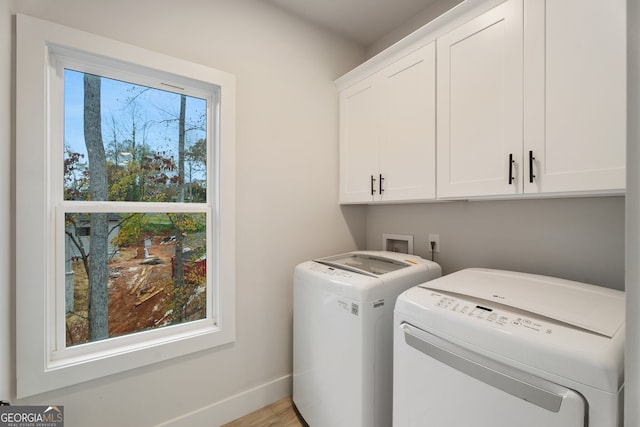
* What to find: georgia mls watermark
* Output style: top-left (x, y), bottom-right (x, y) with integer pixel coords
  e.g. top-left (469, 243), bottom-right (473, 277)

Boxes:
top-left (0, 406), bottom-right (64, 427)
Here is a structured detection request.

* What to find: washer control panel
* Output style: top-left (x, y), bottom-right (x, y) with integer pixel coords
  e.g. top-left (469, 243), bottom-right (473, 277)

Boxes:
top-left (426, 290), bottom-right (555, 335)
top-left (309, 262), bottom-right (355, 278)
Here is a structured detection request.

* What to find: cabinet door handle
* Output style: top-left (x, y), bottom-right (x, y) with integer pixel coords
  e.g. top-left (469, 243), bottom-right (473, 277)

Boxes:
top-left (508, 154), bottom-right (515, 185)
top-left (529, 151), bottom-right (536, 183)
top-left (379, 174), bottom-right (385, 195)
top-left (371, 175), bottom-right (377, 195)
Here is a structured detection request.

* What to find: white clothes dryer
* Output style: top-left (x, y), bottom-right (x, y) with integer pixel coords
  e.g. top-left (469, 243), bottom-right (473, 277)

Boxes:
top-left (293, 251), bottom-right (441, 427)
top-left (393, 268), bottom-right (625, 427)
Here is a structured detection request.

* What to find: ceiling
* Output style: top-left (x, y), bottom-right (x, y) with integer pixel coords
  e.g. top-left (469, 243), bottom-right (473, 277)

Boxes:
top-left (266, 0), bottom-right (450, 47)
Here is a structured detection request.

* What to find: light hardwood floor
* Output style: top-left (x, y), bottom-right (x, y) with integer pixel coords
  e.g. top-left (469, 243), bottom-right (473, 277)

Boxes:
top-left (221, 397), bottom-right (308, 427)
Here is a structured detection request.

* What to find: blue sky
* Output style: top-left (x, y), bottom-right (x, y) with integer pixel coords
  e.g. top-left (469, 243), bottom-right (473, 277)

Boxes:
top-left (63, 69), bottom-right (207, 162)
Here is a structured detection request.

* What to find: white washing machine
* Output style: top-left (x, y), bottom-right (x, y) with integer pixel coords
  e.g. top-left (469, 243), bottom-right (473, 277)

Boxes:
top-left (293, 251), bottom-right (442, 427)
top-left (393, 268), bottom-right (625, 427)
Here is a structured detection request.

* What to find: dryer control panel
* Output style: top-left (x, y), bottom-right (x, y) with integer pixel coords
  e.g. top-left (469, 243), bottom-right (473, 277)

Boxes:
top-left (432, 293), bottom-right (555, 335)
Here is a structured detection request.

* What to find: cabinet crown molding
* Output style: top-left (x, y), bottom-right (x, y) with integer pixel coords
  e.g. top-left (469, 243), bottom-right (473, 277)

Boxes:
top-left (334, 0), bottom-right (506, 91)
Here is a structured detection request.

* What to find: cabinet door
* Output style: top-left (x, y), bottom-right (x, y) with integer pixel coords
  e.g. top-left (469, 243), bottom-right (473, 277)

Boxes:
top-left (436, 0), bottom-right (523, 199)
top-left (339, 77), bottom-right (381, 203)
top-left (524, 0), bottom-right (626, 195)
top-left (378, 43), bottom-right (436, 202)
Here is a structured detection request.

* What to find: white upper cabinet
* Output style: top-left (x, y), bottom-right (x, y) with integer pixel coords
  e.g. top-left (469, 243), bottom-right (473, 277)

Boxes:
top-left (437, 0), bottom-right (626, 199)
top-left (339, 43), bottom-right (436, 203)
top-left (436, 0), bottom-right (524, 198)
top-left (340, 78), bottom-right (380, 202)
top-left (524, 0), bottom-right (626, 195)
top-left (338, 0), bottom-right (626, 203)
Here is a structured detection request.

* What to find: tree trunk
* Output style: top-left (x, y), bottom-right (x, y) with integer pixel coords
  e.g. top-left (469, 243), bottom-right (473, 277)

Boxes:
top-left (178, 95), bottom-right (186, 203)
top-left (84, 74), bottom-right (109, 341)
top-left (173, 95), bottom-right (187, 322)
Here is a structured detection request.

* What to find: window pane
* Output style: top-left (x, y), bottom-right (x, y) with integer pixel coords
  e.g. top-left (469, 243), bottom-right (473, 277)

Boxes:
top-left (65, 212), bottom-right (208, 347)
top-left (63, 69), bottom-right (208, 203)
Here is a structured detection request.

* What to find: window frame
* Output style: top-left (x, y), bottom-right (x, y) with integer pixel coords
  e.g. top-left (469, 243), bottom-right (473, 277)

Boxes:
top-left (16, 14), bottom-right (236, 398)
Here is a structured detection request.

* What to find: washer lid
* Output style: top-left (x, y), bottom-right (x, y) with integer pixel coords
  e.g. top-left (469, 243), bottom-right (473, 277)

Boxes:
top-left (315, 252), bottom-right (411, 277)
top-left (420, 268), bottom-right (624, 338)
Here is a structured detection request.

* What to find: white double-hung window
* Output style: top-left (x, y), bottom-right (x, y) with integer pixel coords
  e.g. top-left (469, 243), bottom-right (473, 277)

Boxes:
top-left (16, 15), bottom-right (236, 398)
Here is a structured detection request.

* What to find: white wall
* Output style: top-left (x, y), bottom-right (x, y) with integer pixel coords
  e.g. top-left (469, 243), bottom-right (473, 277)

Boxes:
top-left (0, 0), bottom-right (14, 405)
top-left (366, 197), bottom-right (625, 290)
top-left (3, 0), bottom-right (367, 425)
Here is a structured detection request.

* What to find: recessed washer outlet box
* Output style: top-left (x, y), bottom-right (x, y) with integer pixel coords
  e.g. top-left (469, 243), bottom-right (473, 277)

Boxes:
top-left (382, 234), bottom-right (414, 255)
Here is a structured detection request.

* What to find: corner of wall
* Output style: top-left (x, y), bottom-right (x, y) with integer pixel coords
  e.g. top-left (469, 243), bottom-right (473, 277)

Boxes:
top-left (156, 375), bottom-right (292, 427)
top-left (366, 0), bottom-right (463, 58)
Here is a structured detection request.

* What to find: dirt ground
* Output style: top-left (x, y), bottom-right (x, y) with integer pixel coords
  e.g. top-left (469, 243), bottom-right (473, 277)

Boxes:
top-left (66, 235), bottom-right (201, 346)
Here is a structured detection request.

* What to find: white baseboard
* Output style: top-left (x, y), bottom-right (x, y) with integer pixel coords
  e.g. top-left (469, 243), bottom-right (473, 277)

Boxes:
top-left (156, 374), bottom-right (292, 427)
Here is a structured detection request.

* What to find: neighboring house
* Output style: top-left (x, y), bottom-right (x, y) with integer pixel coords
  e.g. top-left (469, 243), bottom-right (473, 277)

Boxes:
top-left (65, 213), bottom-right (122, 259)
top-left (64, 214), bottom-right (121, 313)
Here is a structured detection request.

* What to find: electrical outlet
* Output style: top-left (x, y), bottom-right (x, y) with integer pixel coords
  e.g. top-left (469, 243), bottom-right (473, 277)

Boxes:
top-left (428, 234), bottom-right (440, 253)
